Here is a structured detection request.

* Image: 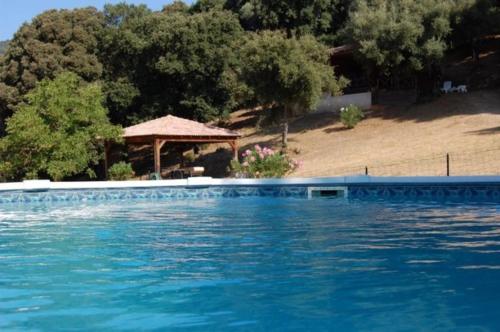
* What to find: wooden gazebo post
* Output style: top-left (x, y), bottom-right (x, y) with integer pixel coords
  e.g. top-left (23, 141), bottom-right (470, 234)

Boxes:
top-left (228, 140), bottom-right (238, 160)
top-left (153, 138), bottom-right (167, 174)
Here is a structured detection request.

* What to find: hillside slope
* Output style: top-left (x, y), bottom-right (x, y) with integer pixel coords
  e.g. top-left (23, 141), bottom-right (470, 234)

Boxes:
top-left (222, 89), bottom-right (500, 177)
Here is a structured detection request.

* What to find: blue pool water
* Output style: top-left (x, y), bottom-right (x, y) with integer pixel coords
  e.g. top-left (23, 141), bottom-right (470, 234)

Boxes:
top-left (0, 197), bottom-right (499, 331)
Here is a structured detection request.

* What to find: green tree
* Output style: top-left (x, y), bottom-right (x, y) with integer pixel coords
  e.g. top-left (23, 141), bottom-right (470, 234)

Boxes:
top-left (226, 0), bottom-right (350, 39)
top-left (0, 40), bottom-right (9, 55)
top-left (0, 72), bottom-right (122, 181)
top-left (451, 0), bottom-right (500, 62)
top-left (0, 8), bottom-right (104, 132)
top-left (239, 31), bottom-right (347, 149)
top-left (190, 0), bottom-right (226, 13)
top-left (162, 1), bottom-right (190, 14)
top-left (149, 10), bottom-right (244, 121)
top-left (343, 0), bottom-right (455, 100)
top-left (99, 5), bottom-right (244, 124)
top-left (98, 3), bottom-right (152, 124)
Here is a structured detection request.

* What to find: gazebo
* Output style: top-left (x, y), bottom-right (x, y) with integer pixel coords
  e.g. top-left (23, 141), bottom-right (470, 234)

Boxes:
top-left (107, 115), bottom-right (241, 176)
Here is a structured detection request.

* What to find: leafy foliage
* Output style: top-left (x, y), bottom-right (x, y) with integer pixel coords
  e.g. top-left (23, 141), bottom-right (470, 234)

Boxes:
top-left (240, 31), bottom-right (346, 112)
top-left (226, 0), bottom-right (351, 40)
top-left (98, 3), bottom-right (151, 125)
top-left (0, 8), bottom-right (104, 132)
top-left (340, 0), bottom-right (476, 100)
top-left (0, 0), bottom-right (498, 169)
top-left (239, 30), bottom-right (347, 146)
top-left (190, 0), bottom-right (226, 13)
top-left (108, 162), bottom-right (135, 180)
top-left (231, 144), bottom-right (299, 178)
top-left (343, 0), bottom-right (454, 79)
top-left (162, 1), bottom-right (190, 14)
top-left (340, 104), bottom-right (364, 128)
top-left (0, 40), bottom-right (9, 55)
top-left (2, 8), bottom-right (104, 92)
top-left (451, 0), bottom-right (500, 60)
top-left (0, 73), bottom-right (122, 181)
top-left (99, 4), bottom-right (244, 124)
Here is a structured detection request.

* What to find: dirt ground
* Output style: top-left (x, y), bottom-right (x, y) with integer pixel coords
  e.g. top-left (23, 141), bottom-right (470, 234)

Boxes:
top-left (198, 89), bottom-right (500, 177)
top-left (125, 37), bottom-right (500, 179)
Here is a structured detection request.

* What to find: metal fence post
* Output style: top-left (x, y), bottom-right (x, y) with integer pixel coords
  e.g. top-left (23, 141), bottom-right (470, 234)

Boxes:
top-left (446, 153), bottom-right (450, 176)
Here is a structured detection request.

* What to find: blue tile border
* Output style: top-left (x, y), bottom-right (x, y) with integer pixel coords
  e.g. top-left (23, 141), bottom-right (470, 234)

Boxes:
top-left (0, 182), bottom-right (498, 205)
top-left (0, 186), bottom-right (309, 204)
top-left (348, 184), bottom-right (500, 203)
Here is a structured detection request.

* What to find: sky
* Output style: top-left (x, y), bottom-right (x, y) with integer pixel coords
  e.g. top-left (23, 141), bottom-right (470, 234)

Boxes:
top-left (0, 0), bottom-right (193, 40)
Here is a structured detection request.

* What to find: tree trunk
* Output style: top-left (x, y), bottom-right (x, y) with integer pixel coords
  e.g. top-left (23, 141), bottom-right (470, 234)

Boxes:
top-left (281, 107), bottom-right (288, 153)
top-left (472, 39), bottom-right (480, 63)
top-left (472, 47), bottom-right (478, 62)
top-left (416, 64), bottom-right (440, 103)
top-left (371, 78), bottom-right (380, 105)
top-left (0, 116), bottom-right (4, 137)
top-left (369, 67), bottom-right (380, 104)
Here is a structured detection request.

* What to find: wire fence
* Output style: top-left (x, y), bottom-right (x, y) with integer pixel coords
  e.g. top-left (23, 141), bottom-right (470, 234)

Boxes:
top-left (329, 147), bottom-right (500, 176)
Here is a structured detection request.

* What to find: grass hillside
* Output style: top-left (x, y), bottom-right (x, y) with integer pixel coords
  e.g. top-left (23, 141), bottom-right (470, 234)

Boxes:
top-left (128, 89), bottom-right (500, 179)
top-left (194, 89), bottom-right (499, 177)
top-left (189, 37), bottom-right (500, 178)
top-left (128, 39), bottom-right (500, 179)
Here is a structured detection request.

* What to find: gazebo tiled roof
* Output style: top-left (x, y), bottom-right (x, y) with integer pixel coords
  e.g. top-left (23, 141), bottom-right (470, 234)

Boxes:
top-left (123, 115), bottom-right (240, 139)
top-left (113, 115), bottom-right (241, 176)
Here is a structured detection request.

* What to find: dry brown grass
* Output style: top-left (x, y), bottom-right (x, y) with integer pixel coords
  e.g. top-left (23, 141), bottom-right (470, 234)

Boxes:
top-left (203, 89), bottom-right (500, 177)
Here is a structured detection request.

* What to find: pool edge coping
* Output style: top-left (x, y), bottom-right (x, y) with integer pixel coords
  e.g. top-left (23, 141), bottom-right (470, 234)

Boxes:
top-left (1, 176), bottom-right (499, 193)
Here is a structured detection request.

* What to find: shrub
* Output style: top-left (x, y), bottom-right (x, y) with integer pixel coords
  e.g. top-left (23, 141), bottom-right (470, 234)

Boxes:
top-left (184, 151), bottom-right (196, 164)
top-left (231, 145), bottom-right (301, 178)
top-left (108, 162), bottom-right (135, 180)
top-left (340, 104), bottom-right (364, 129)
top-left (0, 72), bottom-right (122, 181)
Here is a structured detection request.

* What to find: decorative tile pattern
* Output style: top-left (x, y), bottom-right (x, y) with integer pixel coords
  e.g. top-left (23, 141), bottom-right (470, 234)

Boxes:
top-left (348, 184), bottom-right (500, 203)
top-left (0, 186), bottom-right (309, 205)
top-left (0, 184), bottom-right (498, 205)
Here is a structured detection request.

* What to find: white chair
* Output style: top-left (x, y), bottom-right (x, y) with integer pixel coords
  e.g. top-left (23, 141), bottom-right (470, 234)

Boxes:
top-left (441, 81), bottom-right (453, 93)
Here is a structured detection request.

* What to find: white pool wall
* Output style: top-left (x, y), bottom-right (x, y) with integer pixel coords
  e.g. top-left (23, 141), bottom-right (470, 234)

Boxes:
top-left (0, 176), bottom-right (499, 192)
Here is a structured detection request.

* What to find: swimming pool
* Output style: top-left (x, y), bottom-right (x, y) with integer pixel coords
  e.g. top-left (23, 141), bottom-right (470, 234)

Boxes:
top-left (1, 193), bottom-right (499, 331)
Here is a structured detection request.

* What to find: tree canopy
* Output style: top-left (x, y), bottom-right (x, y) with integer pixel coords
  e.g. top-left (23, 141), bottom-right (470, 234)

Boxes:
top-left (239, 31), bottom-right (348, 147)
top-left (0, 8), bottom-right (104, 132)
top-left (451, 0), bottom-right (500, 60)
top-left (343, 0), bottom-right (454, 88)
top-left (240, 31), bottom-right (346, 110)
top-left (227, 0), bottom-right (350, 39)
top-left (99, 4), bottom-right (244, 125)
top-left (0, 72), bottom-right (122, 181)
top-left (0, 40), bottom-right (8, 55)
top-left (0, 0), bottom-right (498, 143)
top-left (0, 8), bottom-right (104, 94)
top-left (339, 0), bottom-right (500, 98)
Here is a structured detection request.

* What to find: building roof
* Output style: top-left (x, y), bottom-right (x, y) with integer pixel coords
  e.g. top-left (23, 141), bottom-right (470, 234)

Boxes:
top-left (123, 115), bottom-right (240, 139)
top-left (328, 44), bottom-right (357, 57)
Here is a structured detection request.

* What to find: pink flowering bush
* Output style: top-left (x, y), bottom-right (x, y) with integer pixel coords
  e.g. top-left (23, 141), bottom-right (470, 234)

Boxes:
top-left (231, 145), bottom-right (301, 178)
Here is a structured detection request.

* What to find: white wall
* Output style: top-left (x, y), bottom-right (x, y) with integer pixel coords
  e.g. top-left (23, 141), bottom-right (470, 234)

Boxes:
top-left (2, 176), bottom-right (499, 193)
top-left (316, 91), bottom-right (372, 113)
